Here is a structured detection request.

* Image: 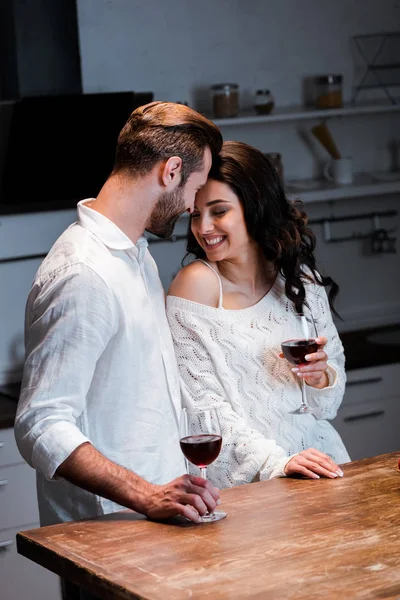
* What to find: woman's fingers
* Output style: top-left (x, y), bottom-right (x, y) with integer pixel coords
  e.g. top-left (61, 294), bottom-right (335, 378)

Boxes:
top-left (279, 336), bottom-right (330, 388)
top-left (305, 350), bottom-right (328, 362)
top-left (306, 448), bottom-right (343, 472)
top-left (289, 464), bottom-right (321, 480)
top-left (293, 360), bottom-right (326, 374)
top-left (292, 354), bottom-right (329, 387)
top-left (293, 363), bottom-right (328, 387)
top-left (284, 456), bottom-right (322, 479)
top-left (285, 449), bottom-right (344, 479)
top-left (307, 461), bottom-right (341, 479)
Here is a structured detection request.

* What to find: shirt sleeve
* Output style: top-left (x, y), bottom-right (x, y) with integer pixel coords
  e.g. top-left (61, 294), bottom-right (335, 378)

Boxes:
top-left (14, 264), bottom-right (116, 480)
top-left (304, 280), bottom-right (346, 420)
top-left (167, 305), bottom-right (291, 488)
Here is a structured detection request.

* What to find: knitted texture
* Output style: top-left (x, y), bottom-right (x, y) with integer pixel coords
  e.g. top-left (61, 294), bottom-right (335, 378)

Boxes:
top-left (167, 273), bottom-right (350, 489)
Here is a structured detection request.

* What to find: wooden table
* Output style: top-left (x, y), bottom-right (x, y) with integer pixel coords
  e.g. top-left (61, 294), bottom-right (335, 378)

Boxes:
top-left (17, 453), bottom-right (400, 600)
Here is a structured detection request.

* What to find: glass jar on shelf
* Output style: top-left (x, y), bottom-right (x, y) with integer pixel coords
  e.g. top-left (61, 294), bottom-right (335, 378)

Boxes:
top-left (210, 83), bottom-right (240, 118)
top-left (314, 75), bottom-right (343, 109)
top-left (254, 89), bottom-right (275, 115)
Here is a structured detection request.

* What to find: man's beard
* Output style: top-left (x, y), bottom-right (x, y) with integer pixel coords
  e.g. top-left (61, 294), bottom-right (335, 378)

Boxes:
top-left (146, 186), bottom-right (186, 239)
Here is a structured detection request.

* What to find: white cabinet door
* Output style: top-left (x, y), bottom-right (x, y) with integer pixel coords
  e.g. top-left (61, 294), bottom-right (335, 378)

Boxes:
top-left (0, 463), bottom-right (39, 530)
top-left (333, 395), bottom-right (400, 461)
top-left (0, 428), bottom-right (22, 468)
top-left (344, 364), bottom-right (400, 406)
top-left (332, 363), bottom-right (400, 461)
top-left (0, 428), bottom-right (61, 599)
top-left (0, 525), bottom-right (62, 600)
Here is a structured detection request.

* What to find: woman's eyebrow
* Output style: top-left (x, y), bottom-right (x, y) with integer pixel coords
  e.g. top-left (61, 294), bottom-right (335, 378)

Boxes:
top-left (205, 199), bottom-right (230, 207)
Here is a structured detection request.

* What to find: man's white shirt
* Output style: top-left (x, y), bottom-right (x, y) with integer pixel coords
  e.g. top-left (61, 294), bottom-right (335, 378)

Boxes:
top-left (14, 200), bottom-right (185, 525)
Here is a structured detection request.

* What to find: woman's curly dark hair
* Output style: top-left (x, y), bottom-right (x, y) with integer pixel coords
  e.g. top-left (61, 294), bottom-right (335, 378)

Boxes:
top-left (185, 141), bottom-right (339, 315)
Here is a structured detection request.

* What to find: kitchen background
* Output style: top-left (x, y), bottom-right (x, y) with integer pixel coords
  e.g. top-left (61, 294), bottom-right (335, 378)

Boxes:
top-left (0, 1), bottom-right (399, 598)
top-left (1, 0), bottom-right (400, 388)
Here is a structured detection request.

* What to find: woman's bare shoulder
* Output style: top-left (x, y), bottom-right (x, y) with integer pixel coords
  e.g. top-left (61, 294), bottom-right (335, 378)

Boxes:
top-left (168, 261), bottom-right (220, 307)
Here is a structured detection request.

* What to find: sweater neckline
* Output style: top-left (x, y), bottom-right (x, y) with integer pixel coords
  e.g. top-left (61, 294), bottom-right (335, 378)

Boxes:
top-left (167, 274), bottom-right (283, 317)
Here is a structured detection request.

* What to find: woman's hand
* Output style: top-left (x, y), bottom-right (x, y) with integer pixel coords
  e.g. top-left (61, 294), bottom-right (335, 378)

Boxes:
top-left (280, 336), bottom-right (330, 389)
top-left (284, 448), bottom-right (344, 479)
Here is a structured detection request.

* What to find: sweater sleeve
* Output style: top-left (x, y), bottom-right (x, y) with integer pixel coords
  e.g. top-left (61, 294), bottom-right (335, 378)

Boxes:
top-left (304, 281), bottom-right (346, 420)
top-left (166, 303), bottom-right (291, 488)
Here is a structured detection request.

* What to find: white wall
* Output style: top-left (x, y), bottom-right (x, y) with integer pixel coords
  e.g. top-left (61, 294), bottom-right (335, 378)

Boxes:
top-left (75, 0), bottom-right (400, 327)
top-left (76, 0), bottom-right (400, 110)
top-left (1, 0), bottom-right (400, 383)
top-left (76, 0), bottom-right (400, 177)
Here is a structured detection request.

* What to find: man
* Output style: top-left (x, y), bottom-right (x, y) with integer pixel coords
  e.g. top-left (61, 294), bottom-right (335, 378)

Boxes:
top-left (14, 102), bottom-right (223, 530)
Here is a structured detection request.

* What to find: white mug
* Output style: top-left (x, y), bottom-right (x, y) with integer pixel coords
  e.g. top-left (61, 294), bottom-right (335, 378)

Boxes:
top-left (323, 157), bottom-right (353, 185)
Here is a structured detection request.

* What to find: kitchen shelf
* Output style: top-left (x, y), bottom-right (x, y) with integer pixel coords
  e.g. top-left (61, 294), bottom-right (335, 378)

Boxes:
top-left (285, 172), bottom-right (400, 204)
top-left (210, 101), bottom-right (400, 126)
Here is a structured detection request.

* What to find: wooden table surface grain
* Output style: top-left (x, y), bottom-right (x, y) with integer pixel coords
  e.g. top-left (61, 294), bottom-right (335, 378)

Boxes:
top-left (17, 452), bottom-right (400, 600)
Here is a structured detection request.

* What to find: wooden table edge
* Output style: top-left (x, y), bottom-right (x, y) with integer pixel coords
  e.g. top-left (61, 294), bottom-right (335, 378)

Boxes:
top-left (16, 532), bottom-right (148, 600)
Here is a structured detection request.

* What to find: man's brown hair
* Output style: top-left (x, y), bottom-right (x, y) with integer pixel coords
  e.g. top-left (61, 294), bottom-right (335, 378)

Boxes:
top-left (113, 101), bottom-right (223, 183)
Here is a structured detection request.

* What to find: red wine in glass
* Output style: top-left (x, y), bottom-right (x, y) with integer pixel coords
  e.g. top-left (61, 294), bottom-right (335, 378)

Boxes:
top-left (281, 313), bottom-right (318, 414)
top-left (179, 407), bottom-right (227, 522)
top-left (281, 339), bottom-right (318, 366)
top-left (180, 434), bottom-right (222, 467)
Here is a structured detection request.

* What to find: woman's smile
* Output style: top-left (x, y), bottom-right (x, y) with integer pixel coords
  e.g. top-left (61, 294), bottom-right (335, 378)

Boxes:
top-left (202, 235), bottom-right (227, 250)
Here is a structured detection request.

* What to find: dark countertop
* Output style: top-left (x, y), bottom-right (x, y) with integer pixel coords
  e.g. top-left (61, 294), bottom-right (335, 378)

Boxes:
top-left (0, 393), bottom-right (18, 429)
top-left (0, 323), bottom-right (399, 430)
top-left (0, 382), bottom-right (21, 429)
top-left (340, 322), bottom-right (400, 371)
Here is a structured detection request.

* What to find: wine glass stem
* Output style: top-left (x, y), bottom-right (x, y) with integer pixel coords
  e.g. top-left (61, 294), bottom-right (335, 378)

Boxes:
top-left (300, 377), bottom-right (308, 409)
top-left (200, 466), bottom-right (214, 517)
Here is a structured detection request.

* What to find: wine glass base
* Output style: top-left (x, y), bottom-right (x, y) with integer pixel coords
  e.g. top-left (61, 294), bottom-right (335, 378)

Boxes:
top-left (289, 405), bottom-right (313, 415)
top-left (199, 510), bottom-right (227, 523)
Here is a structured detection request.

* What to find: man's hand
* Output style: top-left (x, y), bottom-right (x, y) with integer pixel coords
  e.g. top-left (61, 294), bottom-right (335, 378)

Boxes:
top-left (280, 336), bottom-right (330, 389)
top-left (284, 448), bottom-right (344, 479)
top-left (57, 443), bottom-right (220, 524)
top-left (141, 474), bottom-right (221, 523)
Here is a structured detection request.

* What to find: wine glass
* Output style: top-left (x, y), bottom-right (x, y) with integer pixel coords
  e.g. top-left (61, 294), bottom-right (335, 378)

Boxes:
top-left (281, 312), bottom-right (318, 415)
top-left (179, 406), bottom-right (227, 522)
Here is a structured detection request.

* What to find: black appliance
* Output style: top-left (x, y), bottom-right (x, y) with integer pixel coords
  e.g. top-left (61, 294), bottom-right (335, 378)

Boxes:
top-left (0, 91), bottom-right (153, 215)
top-left (0, 381), bottom-right (21, 401)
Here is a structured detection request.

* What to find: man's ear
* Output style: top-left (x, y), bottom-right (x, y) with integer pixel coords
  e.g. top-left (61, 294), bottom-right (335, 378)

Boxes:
top-left (161, 156), bottom-right (183, 188)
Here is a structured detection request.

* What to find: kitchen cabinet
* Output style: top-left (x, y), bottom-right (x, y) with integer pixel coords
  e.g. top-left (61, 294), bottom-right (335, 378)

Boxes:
top-left (0, 427), bottom-right (61, 600)
top-left (332, 363), bottom-right (400, 461)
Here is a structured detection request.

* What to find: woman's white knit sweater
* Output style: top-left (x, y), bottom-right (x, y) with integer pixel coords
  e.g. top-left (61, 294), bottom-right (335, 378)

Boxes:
top-left (166, 271), bottom-right (350, 488)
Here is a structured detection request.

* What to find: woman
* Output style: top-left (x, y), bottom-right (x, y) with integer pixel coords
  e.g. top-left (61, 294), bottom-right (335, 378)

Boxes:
top-left (167, 141), bottom-right (350, 488)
